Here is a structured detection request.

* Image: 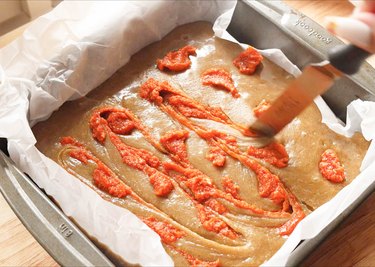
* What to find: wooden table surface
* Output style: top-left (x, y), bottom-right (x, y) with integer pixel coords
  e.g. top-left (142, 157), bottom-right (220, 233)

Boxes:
top-left (0, 1), bottom-right (374, 266)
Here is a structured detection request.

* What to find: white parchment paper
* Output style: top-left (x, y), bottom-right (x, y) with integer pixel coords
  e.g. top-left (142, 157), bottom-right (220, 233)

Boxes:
top-left (0, 1), bottom-right (374, 266)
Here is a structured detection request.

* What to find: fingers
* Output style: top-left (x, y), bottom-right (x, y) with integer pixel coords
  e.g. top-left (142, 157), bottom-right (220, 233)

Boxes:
top-left (352, 11), bottom-right (375, 28)
top-left (354, 0), bottom-right (375, 13)
top-left (325, 16), bottom-right (375, 52)
top-left (324, 0), bottom-right (375, 53)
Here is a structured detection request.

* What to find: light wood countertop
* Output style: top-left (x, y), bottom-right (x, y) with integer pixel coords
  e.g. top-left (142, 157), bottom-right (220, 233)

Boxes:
top-left (0, 1), bottom-right (374, 266)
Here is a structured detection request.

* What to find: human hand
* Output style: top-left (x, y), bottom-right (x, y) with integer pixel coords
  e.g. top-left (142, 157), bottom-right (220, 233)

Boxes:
top-left (325, 0), bottom-right (375, 53)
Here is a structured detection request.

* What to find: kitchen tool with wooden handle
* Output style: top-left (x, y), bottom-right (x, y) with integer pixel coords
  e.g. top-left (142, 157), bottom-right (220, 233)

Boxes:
top-left (250, 44), bottom-right (372, 136)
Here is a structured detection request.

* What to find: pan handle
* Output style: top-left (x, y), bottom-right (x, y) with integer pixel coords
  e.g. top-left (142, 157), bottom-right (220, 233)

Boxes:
top-left (256, 0), bottom-right (375, 89)
top-left (244, 0), bottom-right (342, 57)
top-left (0, 150), bottom-right (114, 267)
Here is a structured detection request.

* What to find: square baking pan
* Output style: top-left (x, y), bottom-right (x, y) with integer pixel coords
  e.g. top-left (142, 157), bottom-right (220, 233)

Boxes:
top-left (1, 0), bottom-right (374, 266)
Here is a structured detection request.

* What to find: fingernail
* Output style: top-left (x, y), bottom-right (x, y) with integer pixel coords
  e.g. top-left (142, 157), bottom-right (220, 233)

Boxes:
top-left (325, 16), bottom-right (372, 47)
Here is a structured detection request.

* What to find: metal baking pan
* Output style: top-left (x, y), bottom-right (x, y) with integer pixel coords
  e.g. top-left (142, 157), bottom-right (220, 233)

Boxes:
top-left (0, 0), bottom-right (374, 266)
top-left (0, 140), bottom-right (114, 267)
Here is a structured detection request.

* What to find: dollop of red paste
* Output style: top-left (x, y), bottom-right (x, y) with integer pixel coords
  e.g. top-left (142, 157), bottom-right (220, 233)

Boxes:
top-left (222, 176), bottom-right (240, 200)
top-left (247, 142), bottom-right (289, 168)
top-left (89, 112), bottom-right (107, 144)
top-left (254, 165), bottom-right (287, 205)
top-left (149, 170), bottom-right (175, 197)
top-left (142, 217), bottom-right (185, 244)
top-left (204, 199), bottom-right (227, 214)
top-left (157, 45), bottom-right (197, 72)
top-left (319, 149), bottom-right (345, 183)
top-left (233, 47), bottom-right (263, 75)
top-left (185, 175), bottom-right (217, 202)
top-left (253, 99), bottom-right (271, 118)
top-left (197, 205), bottom-right (238, 239)
top-left (93, 167), bottom-right (130, 198)
top-left (89, 107), bottom-right (135, 144)
top-left (107, 111), bottom-right (135, 135)
top-left (201, 68), bottom-right (240, 98)
top-left (140, 78), bottom-right (178, 104)
top-left (206, 145), bottom-right (227, 167)
top-left (160, 130), bottom-right (190, 164)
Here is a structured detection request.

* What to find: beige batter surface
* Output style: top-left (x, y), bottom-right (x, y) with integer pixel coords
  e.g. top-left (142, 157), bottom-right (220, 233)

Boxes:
top-left (33, 22), bottom-right (369, 266)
